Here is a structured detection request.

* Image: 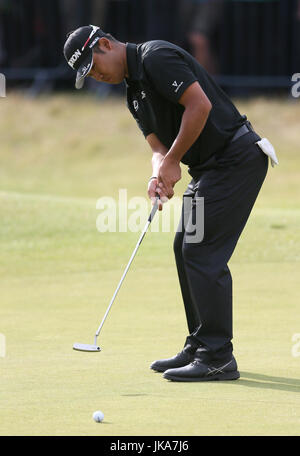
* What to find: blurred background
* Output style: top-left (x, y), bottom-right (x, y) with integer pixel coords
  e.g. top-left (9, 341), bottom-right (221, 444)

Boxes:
top-left (1, 0), bottom-right (299, 97)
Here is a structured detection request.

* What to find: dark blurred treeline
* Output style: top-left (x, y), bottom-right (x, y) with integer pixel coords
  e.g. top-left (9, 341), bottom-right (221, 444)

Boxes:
top-left (0, 0), bottom-right (299, 93)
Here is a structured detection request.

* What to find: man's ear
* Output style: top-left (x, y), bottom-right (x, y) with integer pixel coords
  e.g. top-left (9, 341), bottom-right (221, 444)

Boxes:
top-left (98, 37), bottom-right (111, 52)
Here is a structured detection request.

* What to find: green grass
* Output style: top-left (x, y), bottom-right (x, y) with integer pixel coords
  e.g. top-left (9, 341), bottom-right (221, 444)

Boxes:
top-left (0, 94), bottom-right (299, 436)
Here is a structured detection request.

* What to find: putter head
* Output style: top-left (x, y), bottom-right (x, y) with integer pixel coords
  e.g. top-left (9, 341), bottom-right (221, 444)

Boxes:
top-left (73, 343), bottom-right (101, 352)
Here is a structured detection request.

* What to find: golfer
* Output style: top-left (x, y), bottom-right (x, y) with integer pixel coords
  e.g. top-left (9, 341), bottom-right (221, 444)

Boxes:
top-left (64, 25), bottom-right (276, 382)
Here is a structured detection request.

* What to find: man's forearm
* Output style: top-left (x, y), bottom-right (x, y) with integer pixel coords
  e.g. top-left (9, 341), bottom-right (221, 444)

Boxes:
top-left (146, 133), bottom-right (168, 177)
top-left (152, 151), bottom-right (167, 176)
top-left (166, 104), bottom-right (210, 163)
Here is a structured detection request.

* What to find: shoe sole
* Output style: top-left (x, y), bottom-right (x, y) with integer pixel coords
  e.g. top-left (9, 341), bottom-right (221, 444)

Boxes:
top-left (150, 361), bottom-right (194, 373)
top-left (163, 370), bottom-right (240, 382)
top-left (150, 366), bottom-right (166, 373)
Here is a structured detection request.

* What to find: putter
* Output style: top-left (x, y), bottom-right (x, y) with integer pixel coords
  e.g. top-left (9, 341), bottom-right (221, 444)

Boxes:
top-left (73, 196), bottom-right (160, 352)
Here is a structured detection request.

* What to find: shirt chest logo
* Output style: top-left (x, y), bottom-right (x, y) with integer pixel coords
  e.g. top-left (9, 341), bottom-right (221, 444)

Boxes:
top-left (133, 100), bottom-right (139, 111)
top-left (133, 91), bottom-right (146, 111)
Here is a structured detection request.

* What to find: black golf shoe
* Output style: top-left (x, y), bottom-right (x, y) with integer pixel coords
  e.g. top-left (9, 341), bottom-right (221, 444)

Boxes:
top-left (150, 347), bottom-right (196, 373)
top-left (163, 354), bottom-right (240, 382)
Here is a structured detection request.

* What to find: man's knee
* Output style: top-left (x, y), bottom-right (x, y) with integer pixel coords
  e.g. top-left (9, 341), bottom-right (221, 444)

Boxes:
top-left (182, 242), bottom-right (213, 274)
top-left (182, 240), bottom-right (204, 259)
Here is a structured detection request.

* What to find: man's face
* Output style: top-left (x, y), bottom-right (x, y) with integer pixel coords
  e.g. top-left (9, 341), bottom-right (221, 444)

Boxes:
top-left (88, 38), bottom-right (125, 84)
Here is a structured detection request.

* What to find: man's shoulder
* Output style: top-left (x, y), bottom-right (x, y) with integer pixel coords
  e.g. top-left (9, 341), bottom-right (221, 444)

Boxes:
top-left (138, 40), bottom-right (185, 60)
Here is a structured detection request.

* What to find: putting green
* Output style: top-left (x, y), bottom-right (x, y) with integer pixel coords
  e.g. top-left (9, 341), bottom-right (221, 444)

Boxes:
top-left (0, 95), bottom-right (299, 436)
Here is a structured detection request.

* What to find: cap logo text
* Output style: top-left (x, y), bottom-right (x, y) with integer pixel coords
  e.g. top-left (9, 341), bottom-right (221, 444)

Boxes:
top-left (68, 49), bottom-right (82, 68)
top-left (89, 37), bottom-right (100, 49)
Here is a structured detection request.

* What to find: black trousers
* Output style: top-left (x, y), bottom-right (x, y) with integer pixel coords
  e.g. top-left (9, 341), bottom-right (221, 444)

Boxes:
top-left (174, 131), bottom-right (268, 359)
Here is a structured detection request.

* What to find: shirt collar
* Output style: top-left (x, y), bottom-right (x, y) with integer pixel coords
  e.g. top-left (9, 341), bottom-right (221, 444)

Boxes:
top-left (125, 42), bottom-right (143, 83)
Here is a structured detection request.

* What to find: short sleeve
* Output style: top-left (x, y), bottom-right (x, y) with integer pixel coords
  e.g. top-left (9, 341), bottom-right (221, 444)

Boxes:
top-left (143, 48), bottom-right (198, 104)
top-left (135, 117), bottom-right (153, 138)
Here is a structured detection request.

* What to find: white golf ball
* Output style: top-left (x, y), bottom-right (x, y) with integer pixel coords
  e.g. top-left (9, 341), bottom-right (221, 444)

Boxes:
top-left (93, 410), bottom-right (104, 423)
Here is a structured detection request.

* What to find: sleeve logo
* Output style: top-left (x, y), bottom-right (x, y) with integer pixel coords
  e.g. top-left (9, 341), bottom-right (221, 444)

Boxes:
top-left (172, 80), bottom-right (183, 93)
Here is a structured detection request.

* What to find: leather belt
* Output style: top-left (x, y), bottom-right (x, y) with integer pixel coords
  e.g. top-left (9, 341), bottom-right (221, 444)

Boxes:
top-left (230, 122), bottom-right (254, 143)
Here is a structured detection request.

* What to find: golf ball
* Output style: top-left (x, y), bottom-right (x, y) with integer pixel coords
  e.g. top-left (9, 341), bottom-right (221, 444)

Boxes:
top-left (93, 410), bottom-right (104, 423)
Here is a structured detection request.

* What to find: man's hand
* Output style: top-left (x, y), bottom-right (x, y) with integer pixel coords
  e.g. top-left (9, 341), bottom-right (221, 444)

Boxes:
top-left (147, 177), bottom-right (168, 211)
top-left (157, 155), bottom-right (182, 199)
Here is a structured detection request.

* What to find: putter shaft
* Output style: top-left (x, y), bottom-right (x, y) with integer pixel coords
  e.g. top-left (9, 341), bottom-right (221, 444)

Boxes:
top-left (94, 197), bottom-right (159, 340)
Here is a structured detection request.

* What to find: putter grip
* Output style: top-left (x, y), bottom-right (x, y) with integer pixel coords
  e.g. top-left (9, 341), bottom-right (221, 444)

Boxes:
top-left (148, 195), bottom-right (160, 222)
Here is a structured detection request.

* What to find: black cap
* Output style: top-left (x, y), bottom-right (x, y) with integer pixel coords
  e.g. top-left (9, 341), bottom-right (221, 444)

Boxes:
top-left (63, 25), bottom-right (105, 89)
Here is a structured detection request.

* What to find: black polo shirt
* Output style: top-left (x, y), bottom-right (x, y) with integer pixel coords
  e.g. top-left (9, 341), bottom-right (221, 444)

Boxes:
top-left (125, 40), bottom-right (246, 168)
